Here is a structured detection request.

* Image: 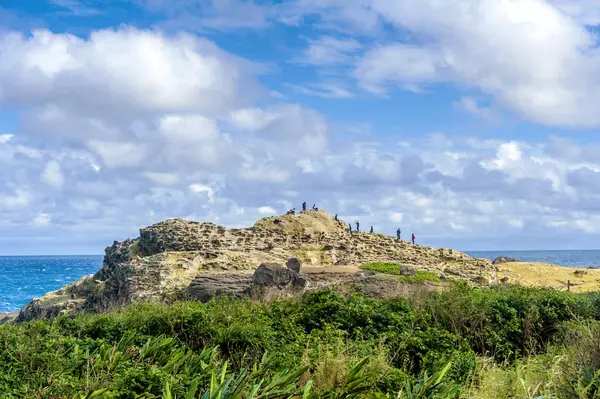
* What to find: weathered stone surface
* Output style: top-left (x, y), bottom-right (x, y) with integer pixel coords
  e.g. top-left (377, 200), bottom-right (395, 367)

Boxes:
top-left (16, 210), bottom-right (497, 321)
top-left (399, 265), bottom-right (416, 276)
top-left (189, 273), bottom-right (252, 302)
top-left (492, 256), bottom-right (519, 265)
top-left (252, 263), bottom-right (305, 287)
top-left (0, 312), bottom-right (18, 324)
top-left (286, 257), bottom-right (302, 273)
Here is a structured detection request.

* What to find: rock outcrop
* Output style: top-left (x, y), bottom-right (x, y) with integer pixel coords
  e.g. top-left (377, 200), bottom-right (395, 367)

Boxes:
top-left (492, 256), bottom-right (520, 265)
top-left (16, 210), bottom-right (498, 321)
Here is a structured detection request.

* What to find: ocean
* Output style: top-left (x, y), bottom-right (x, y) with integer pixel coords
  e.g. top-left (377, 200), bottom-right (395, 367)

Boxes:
top-left (2, 250), bottom-right (600, 313)
top-left (0, 255), bottom-right (103, 313)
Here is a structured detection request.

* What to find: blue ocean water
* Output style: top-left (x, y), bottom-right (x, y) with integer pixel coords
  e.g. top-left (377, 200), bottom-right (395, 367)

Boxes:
top-left (0, 255), bottom-right (103, 313)
top-left (465, 250), bottom-right (600, 268)
top-left (2, 251), bottom-right (600, 313)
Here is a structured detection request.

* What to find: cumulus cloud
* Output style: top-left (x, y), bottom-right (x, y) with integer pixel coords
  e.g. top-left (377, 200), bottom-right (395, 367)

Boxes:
top-left (41, 160), bottom-right (65, 188)
top-left (4, 21), bottom-right (600, 253)
top-left (351, 0), bottom-right (600, 128)
top-left (0, 28), bottom-right (262, 119)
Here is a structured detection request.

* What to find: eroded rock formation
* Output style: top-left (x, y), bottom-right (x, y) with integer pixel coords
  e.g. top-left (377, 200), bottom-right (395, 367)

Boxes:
top-left (16, 210), bottom-right (497, 321)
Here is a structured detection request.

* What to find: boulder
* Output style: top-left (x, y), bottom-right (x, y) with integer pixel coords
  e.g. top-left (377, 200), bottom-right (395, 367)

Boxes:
top-left (252, 263), bottom-right (306, 287)
top-left (492, 256), bottom-right (519, 265)
top-left (399, 265), bottom-right (416, 276)
top-left (253, 263), bottom-right (292, 285)
top-left (188, 273), bottom-right (252, 302)
top-left (286, 257), bottom-right (302, 273)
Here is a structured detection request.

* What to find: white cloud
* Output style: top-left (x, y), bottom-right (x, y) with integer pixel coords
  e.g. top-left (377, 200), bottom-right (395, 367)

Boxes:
top-left (32, 213), bottom-right (51, 226)
top-left (87, 140), bottom-right (147, 169)
top-left (509, 219), bottom-right (524, 229)
top-left (258, 206), bottom-right (276, 214)
top-left (356, 43), bottom-right (443, 94)
top-left (390, 212), bottom-right (404, 223)
top-left (0, 28), bottom-right (261, 118)
top-left (230, 108), bottom-right (275, 131)
top-left (49, 0), bottom-right (101, 16)
top-left (189, 184), bottom-right (215, 203)
top-left (351, 0), bottom-right (600, 128)
top-left (145, 172), bottom-right (180, 185)
top-left (41, 160), bottom-right (65, 188)
top-left (5, 23), bottom-right (600, 252)
top-left (454, 97), bottom-right (494, 121)
top-left (283, 82), bottom-right (354, 99)
top-left (0, 190), bottom-right (31, 210)
top-left (158, 115), bottom-right (219, 143)
top-left (0, 134), bottom-right (13, 144)
top-left (299, 36), bottom-right (362, 66)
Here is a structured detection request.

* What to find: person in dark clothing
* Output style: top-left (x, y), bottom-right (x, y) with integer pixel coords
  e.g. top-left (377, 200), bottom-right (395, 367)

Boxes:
top-left (411, 233), bottom-right (415, 244)
top-left (335, 214), bottom-right (338, 221)
top-left (355, 221), bottom-right (360, 232)
top-left (348, 223), bottom-right (352, 232)
top-left (396, 228), bottom-right (401, 240)
top-left (302, 202), bottom-right (307, 212)
top-left (370, 226), bottom-right (373, 233)
top-left (313, 204), bottom-right (318, 211)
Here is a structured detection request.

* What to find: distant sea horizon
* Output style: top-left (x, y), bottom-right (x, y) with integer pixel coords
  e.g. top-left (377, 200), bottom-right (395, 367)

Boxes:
top-left (2, 250), bottom-right (600, 313)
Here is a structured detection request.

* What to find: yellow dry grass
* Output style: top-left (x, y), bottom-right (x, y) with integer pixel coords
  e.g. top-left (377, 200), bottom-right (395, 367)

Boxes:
top-left (499, 262), bottom-right (600, 292)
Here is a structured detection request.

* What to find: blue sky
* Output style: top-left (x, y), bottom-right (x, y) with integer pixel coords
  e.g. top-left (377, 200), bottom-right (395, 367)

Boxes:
top-left (2, 0), bottom-right (600, 254)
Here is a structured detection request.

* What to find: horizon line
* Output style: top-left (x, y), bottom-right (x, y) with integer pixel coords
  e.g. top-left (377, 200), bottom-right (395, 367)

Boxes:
top-left (3, 248), bottom-right (600, 257)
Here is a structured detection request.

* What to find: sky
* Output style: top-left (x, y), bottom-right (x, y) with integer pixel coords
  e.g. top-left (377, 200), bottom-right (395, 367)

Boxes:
top-left (3, 1), bottom-right (600, 254)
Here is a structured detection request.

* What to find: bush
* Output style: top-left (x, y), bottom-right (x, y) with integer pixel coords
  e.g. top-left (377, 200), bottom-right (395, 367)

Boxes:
top-left (360, 262), bottom-right (440, 283)
top-left (2, 285), bottom-right (600, 396)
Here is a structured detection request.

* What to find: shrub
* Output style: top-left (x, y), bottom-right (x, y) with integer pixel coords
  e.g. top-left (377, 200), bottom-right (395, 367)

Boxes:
top-left (360, 262), bottom-right (440, 283)
top-left (3, 285), bottom-right (600, 396)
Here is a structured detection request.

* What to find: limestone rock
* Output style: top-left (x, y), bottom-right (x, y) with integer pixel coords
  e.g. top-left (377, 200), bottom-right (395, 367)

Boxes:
top-left (252, 263), bottom-right (305, 287)
top-left (399, 265), bottom-right (416, 276)
top-left (492, 256), bottom-right (519, 265)
top-left (0, 312), bottom-right (18, 324)
top-left (286, 257), bottom-right (302, 273)
top-left (189, 273), bottom-right (252, 302)
top-left (16, 210), bottom-right (498, 321)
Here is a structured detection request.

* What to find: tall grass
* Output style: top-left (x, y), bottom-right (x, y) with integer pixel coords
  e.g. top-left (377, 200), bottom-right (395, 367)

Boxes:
top-left (3, 285), bottom-right (600, 397)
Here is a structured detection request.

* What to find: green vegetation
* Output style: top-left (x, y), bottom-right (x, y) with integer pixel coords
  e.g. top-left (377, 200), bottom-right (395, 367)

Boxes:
top-left (4, 285), bottom-right (600, 397)
top-left (360, 262), bottom-right (440, 283)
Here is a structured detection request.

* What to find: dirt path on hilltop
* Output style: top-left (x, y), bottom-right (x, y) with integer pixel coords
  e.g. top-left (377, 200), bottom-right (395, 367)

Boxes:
top-left (302, 265), bottom-right (361, 274)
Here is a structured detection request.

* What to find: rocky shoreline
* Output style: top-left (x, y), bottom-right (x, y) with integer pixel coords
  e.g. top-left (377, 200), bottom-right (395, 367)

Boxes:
top-left (7, 210), bottom-right (499, 323)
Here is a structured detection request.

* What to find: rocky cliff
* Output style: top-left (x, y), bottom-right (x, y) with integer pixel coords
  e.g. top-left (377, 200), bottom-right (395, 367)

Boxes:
top-left (16, 210), bottom-right (497, 321)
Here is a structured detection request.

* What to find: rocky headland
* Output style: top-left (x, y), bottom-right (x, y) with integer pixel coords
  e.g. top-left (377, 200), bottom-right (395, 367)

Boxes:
top-left (15, 210), bottom-right (499, 322)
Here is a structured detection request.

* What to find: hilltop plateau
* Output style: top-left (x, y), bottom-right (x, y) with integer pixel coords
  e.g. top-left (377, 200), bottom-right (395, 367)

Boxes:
top-left (16, 210), bottom-right (497, 321)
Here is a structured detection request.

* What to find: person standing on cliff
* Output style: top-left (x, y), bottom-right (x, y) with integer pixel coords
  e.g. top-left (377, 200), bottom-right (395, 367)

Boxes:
top-left (302, 202), bottom-right (307, 212)
top-left (396, 228), bottom-right (401, 240)
top-left (355, 220), bottom-right (360, 232)
top-left (348, 223), bottom-right (352, 233)
top-left (411, 233), bottom-right (415, 244)
top-left (335, 214), bottom-right (338, 221)
top-left (370, 226), bottom-right (373, 233)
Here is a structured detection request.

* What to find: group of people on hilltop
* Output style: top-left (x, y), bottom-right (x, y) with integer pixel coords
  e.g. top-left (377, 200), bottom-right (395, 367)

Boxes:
top-left (287, 201), bottom-right (319, 215)
top-left (288, 201), bottom-right (417, 244)
top-left (396, 228), bottom-right (415, 244)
